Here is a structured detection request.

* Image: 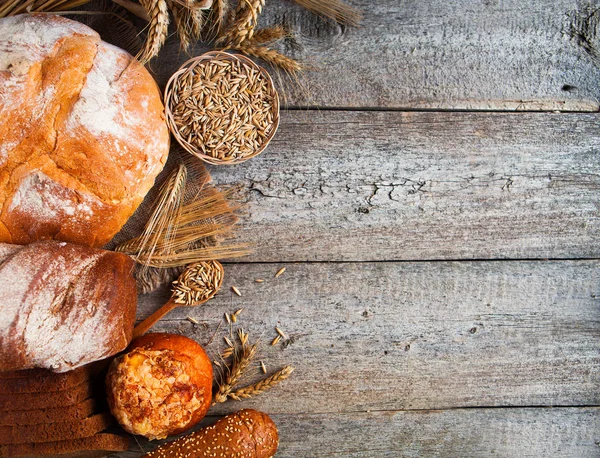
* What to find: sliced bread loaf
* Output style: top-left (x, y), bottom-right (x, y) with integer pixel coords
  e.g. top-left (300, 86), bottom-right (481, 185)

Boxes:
top-left (0, 433), bottom-right (129, 457)
top-left (0, 399), bottom-right (98, 427)
top-left (0, 413), bottom-right (113, 445)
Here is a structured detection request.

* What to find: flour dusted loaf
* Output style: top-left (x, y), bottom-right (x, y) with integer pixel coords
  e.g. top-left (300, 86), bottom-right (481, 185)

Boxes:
top-left (0, 241), bottom-right (137, 373)
top-left (0, 14), bottom-right (169, 247)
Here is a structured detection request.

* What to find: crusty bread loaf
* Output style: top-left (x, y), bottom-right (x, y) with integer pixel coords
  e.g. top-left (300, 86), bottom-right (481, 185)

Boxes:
top-left (143, 409), bottom-right (279, 458)
top-left (0, 241), bottom-right (137, 373)
top-left (0, 14), bottom-right (169, 247)
top-left (0, 433), bottom-right (129, 457)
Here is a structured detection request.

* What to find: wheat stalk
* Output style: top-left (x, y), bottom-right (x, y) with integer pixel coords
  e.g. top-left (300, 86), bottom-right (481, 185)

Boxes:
top-left (216, 0), bottom-right (264, 47)
top-left (170, 0), bottom-right (204, 52)
top-left (228, 365), bottom-right (294, 400)
top-left (232, 42), bottom-right (302, 74)
top-left (0, 0), bottom-right (93, 16)
top-left (207, 0), bottom-right (229, 37)
top-left (213, 341), bottom-right (258, 404)
top-left (138, 0), bottom-right (170, 64)
top-left (291, 0), bottom-right (361, 26)
top-left (116, 164), bottom-right (186, 266)
top-left (251, 25), bottom-right (287, 44)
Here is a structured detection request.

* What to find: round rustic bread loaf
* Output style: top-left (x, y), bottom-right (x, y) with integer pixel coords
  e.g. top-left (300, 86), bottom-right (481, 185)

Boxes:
top-left (0, 14), bottom-right (169, 247)
top-left (106, 333), bottom-right (213, 440)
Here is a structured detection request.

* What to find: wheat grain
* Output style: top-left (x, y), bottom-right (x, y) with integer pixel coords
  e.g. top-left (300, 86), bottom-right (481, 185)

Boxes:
top-left (255, 278), bottom-right (265, 283)
top-left (171, 260), bottom-right (224, 305)
top-left (275, 326), bottom-right (287, 339)
top-left (270, 335), bottom-right (281, 346)
top-left (260, 360), bottom-right (267, 374)
top-left (167, 52), bottom-right (278, 163)
top-left (187, 316), bottom-right (199, 324)
top-left (275, 267), bottom-right (286, 278)
top-left (228, 365), bottom-right (294, 400)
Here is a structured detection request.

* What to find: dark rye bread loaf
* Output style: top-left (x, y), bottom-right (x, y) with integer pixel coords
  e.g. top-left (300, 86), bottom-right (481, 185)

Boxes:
top-left (0, 399), bottom-right (97, 427)
top-left (0, 413), bottom-right (113, 445)
top-left (0, 414), bottom-right (112, 445)
top-left (0, 365), bottom-right (94, 394)
top-left (0, 381), bottom-right (92, 411)
top-left (0, 433), bottom-right (129, 457)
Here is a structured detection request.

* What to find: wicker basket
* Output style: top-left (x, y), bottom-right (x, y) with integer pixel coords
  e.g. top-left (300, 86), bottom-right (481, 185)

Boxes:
top-left (164, 51), bottom-right (280, 165)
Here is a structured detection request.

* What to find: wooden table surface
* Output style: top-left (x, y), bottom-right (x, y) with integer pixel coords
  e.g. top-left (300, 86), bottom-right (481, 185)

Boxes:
top-left (119, 0), bottom-right (600, 456)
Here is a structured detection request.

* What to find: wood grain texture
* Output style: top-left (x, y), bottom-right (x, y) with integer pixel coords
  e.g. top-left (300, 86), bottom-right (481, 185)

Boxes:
top-left (205, 110), bottom-right (600, 262)
top-left (151, 0), bottom-right (600, 110)
top-left (138, 260), bottom-right (600, 413)
top-left (119, 408), bottom-right (600, 457)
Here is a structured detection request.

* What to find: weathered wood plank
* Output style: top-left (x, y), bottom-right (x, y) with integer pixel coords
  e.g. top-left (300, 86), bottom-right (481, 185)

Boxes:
top-left (152, 0), bottom-right (600, 110)
top-left (205, 110), bottom-right (600, 262)
top-left (139, 260), bottom-right (600, 413)
top-left (118, 408), bottom-right (600, 458)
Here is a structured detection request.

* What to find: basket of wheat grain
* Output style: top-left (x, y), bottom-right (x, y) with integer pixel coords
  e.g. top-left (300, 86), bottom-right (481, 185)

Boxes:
top-left (164, 51), bottom-right (280, 165)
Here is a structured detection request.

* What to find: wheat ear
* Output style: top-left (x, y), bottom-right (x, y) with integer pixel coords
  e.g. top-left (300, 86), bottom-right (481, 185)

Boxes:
top-left (213, 342), bottom-right (258, 404)
top-left (252, 25), bottom-right (287, 44)
top-left (291, 0), bottom-right (361, 26)
top-left (138, 0), bottom-right (170, 64)
top-left (216, 0), bottom-right (264, 47)
top-left (228, 366), bottom-right (295, 400)
top-left (233, 42), bottom-right (302, 74)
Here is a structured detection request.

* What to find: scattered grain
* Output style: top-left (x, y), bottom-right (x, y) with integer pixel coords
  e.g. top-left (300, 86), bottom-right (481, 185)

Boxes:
top-left (275, 326), bottom-right (287, 339)
top-left (271, 335), bottom-right (281, 346)
top-left (186, 316), bottom-right (199, 325)
top-left (275, 267), bottom-right (286, 278)
top-left (231, 286), bottom-right (242, 296)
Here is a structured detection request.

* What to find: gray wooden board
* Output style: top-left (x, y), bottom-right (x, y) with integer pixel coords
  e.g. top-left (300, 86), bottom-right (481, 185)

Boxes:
top-left (202, 110), bottom-right (600, 262)
top-left (118, 407), bottom-right (600, 457)
top-left (152, 0), bottom-right (600, 110)
top-left (137, 260), bottom-right (600, 414)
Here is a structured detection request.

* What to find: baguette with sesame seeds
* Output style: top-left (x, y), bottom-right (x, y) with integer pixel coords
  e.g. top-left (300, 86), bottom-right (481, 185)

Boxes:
top-left (142, 409), bottom-right (278, 458)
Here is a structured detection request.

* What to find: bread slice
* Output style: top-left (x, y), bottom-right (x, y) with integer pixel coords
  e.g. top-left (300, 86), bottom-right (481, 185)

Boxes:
top-left (0, 399), bottom-right (98, 427)
top-left (0, 433), bottom-right (129, 457)
top-left (0, 413), bottom-right (113, 445)
top-left (0, 366), bottom-right (94, 395)
top-left (0, 382), bottom-right (93, 412)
